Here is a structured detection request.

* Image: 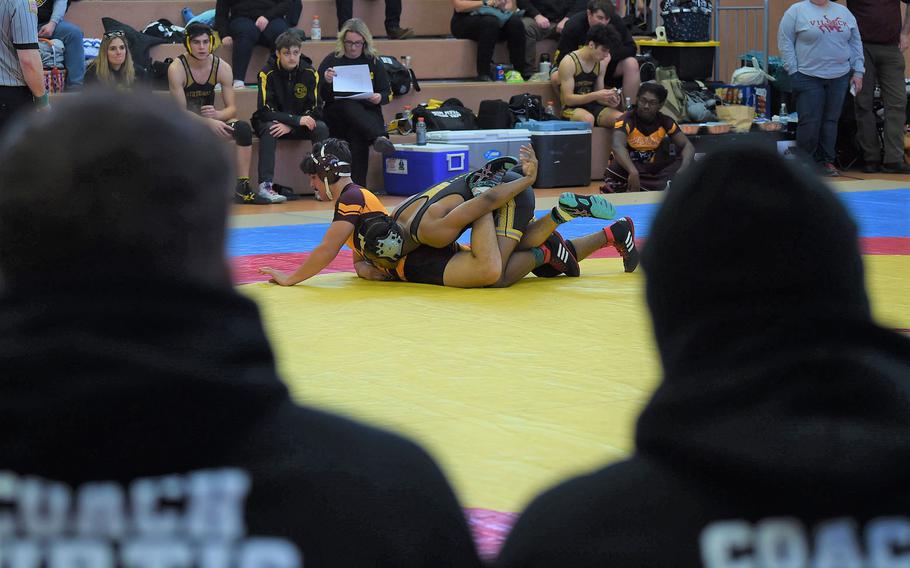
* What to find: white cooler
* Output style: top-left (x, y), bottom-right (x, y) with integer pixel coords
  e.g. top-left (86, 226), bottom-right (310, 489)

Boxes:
top-left (426, 129), bottom-right (531, 171)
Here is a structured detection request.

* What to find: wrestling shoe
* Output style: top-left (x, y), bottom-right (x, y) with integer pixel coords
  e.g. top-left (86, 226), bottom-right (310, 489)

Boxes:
top-left (234, 179), bottom-right (271, 205)
top-left (272, 183), bottom-right (301, 201)
top-left (467, 156), bottom-right (520, 196)
top-left (538, 231), bottom-right (580, 277)
top-left (604, 217), bottom-right (639, 273)
top-left (532, 239), bottom-right (577, 278)
top-left (552, 192), bottom-right (616, 223)
top-left (258, 182), bottom-right (287, 203)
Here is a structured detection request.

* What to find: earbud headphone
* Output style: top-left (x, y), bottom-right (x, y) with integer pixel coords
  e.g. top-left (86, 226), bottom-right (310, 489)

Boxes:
top-left (184, 24), bottom-right (220, 58)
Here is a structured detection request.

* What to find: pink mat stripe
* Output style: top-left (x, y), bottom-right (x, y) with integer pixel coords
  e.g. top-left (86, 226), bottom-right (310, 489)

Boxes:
top-left (231, 237), bottom-right (909, 284)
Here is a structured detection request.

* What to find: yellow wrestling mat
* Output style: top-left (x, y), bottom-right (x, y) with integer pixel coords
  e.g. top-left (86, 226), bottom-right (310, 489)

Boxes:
top-left (239, 254), bottom-right (909, 514)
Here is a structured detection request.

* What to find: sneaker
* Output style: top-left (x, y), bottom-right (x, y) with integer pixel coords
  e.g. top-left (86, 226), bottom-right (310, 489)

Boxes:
top-left (881, 161), bottom-right (910, 174)
top-left (257, 181), bottom-right (287, 203)
top-left (556, 192), bottom-right (617, 221)
top-left (272, 183), bottom-right (300, 201)
top-left (234, 179), bottom-right (270, 205)
top-left (823, 162), bottom-right (840, 177)
top-left (232, 80), bottom-right (246, 89)
top-left (604, 217), bottom-right (639, 273)
top-left (538, 231), bottom-right (580, 277)
top-left (386, 26), bottom-right (415, 39)
top-left (372, 136), bottom-right (396, 156)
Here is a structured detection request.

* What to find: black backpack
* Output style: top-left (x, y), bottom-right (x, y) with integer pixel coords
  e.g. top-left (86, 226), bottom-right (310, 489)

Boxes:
top-left (379, 55), bottom-right (420, 96)
top-left (411, 98), bottom-right (477, 131)
top-left (508, 93), bottom-right (543, 122)
top-left (477, 99), bottom-right (516, 129)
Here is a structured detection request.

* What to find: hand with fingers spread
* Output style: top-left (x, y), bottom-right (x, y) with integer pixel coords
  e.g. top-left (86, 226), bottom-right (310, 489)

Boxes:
top-left (258, 267), bottom-right (295, 286)
top-left (519, 144), bottom-right (538, 183)
top-left (269, 121), bottom-right (292, 138)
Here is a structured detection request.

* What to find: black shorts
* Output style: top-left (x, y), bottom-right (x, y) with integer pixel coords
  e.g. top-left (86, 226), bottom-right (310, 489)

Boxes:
top-left (562, 102), bottom-right (612, 122)
top-left (397, 243), bottom-right (463, 286)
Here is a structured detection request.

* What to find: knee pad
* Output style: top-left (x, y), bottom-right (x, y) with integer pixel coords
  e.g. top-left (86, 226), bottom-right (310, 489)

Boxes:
top-left (494, 187), bottom-right (535, 242)
top-left (230, 120), bottom-right (253, 147)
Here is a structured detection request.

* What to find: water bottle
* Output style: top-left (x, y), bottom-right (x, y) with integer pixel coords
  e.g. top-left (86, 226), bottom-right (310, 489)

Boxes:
top-left (779, 103), bottom-right (788, 125)
top-left (401, 56), bottom-right (412, 70)
top-left (625, 96), bottom-right (632, 111)
top-left (310, 16), bottom-right (321, 41)
top-left (544, 100), bottom-right (556, 117)
top-left (539, 53), bottom-right (551, 75)
top-left (415, 117), bottom-right (427, 146)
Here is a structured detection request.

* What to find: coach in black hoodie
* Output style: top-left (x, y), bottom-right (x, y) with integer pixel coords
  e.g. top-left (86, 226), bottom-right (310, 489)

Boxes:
top-left (496, 142), bottom-right (910, 567)
top-left (0, 91), bottom-right (482, 568)
top-left (253, 30), bottom-right (329, 196)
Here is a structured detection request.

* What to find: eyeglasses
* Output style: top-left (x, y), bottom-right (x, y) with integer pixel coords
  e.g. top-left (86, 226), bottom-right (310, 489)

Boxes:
top-left (103, 30), bottom-right (126, 39)
top-left (343, 40), bottom-right (365, 48)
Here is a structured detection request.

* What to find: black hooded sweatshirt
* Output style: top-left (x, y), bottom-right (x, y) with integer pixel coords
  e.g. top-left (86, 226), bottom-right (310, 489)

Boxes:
top-left (0, 280), bottom-right (482, 567)
top-left (252, 53), bottom-right (322, 131)
top-left (496, 143), bottom-right (910, 567)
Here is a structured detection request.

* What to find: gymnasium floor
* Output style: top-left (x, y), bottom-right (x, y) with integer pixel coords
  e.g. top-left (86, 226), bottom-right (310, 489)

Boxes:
top-left (228, 175), bottom-right (909, 559)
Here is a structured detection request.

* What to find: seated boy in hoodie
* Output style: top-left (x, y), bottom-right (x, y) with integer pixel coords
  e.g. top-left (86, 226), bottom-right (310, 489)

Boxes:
top-left (252, 29), bottom-right (329, 200)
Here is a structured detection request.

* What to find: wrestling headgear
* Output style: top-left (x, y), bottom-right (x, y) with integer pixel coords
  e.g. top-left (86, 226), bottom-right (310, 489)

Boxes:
top-left (357, 214), bottom-right (405, 265)
top-left (300, 138), bottom-right (352, 200)
top-left (184, 23), bottom-right (220, 57)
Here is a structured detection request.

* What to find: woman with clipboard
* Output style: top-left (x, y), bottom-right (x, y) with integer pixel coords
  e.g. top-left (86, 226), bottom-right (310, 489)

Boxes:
top-left (318, 18), bottom-right (395, 187)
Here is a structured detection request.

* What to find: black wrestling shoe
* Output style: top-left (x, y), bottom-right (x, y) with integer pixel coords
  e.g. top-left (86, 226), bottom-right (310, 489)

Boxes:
top-left (605, 217), bottom-right (639, 273)
top-left (537, 231), bottom-right (580, 277)
top-left (532, 238), bottom-right (577, 278)
top-left (273, 183), bottom-right (301, 201)
top-left (387, 26), bottom-right (415, 39)
top-left (234, 179), bottom-right (271, 205)
top-left (467, 156), bottom-right (520, 195)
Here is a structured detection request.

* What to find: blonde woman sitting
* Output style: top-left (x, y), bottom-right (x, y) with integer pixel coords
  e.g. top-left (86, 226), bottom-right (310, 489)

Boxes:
top-left (84, 30), bottom-right (144, 89)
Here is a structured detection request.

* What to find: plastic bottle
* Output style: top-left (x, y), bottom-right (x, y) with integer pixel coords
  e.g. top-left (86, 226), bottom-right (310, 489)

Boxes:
top-left (625, 96), bottom-right (632, 111)
top-left (544, 100), bottom-right (556, 116)
top-left (415, 117), bottom-right (427, 146)
top-left (539, 53), bottom-right (551, 75)
top-left (310, 16), bottom-right (321, 41)
top-left (779, 103), bottom-right (788, 125)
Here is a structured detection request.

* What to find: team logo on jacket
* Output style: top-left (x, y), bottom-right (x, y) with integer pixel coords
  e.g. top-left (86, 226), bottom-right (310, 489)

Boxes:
top-left (294, 83), bottom-right (307, 99)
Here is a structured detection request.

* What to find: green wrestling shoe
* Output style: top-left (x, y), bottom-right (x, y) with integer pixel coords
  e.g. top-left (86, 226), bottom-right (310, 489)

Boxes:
top-left (554, 192), bottom-right (617, 222)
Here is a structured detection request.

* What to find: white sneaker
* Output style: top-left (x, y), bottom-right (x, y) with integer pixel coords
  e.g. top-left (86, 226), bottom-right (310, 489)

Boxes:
top-left (258, 182), bottom-right (287, 203)
top-left (232, 80), bottom-right (246, 89)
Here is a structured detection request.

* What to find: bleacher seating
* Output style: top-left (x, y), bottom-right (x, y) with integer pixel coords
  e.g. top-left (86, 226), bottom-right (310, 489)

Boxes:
top-left (64, 0), bottom-right (613, 195)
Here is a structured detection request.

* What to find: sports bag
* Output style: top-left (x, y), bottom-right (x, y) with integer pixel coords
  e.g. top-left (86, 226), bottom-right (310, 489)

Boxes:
top-left (477, 99), bottom-right (516, 129)
top-left (379, 55), bottom-right (420, 96)
top-left (411, 98), bottom-right (477, 131)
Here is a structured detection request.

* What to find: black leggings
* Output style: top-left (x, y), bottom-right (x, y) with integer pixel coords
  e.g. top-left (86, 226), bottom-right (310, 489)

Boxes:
top-left (451, 11), bottom-right (525, 78)
top-left (323, 100), bottom-right (387, 186)
top-left (0, 86), bottom-right (34, 134)
top-left (335, 0), bottom-right (402, 31)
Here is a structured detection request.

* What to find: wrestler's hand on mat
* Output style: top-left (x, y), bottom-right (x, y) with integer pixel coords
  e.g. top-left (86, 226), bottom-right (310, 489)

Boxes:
top-left (519, 144), bottom-right (538, 181)
top-left (258, 267), bottom-right (294, 286)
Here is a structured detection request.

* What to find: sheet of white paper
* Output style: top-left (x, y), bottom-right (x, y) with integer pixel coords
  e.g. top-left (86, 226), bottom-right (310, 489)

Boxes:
top-left (333, 64), bottom-right (373, 95)
top-left (336, 92), bottom-right (375, 100)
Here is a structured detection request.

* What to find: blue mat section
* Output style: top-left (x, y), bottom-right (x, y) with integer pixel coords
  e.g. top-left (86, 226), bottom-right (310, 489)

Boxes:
top-left (228, 189), bottom-right (910, 257)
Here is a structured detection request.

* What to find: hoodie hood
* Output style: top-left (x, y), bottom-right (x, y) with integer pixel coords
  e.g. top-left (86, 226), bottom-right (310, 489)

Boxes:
top-left (0, 279), bottom-right (289, 480)
top-left (636, 143), bottom-right (910, 497)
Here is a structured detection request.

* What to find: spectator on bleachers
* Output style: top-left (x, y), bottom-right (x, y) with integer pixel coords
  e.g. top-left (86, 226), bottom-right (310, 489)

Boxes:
top-left (847, 0), bottom-right (910, 174)
top-left (551, 0), bottom-right (639, 103)
top-left (604, 81), bottom-right (693, 192)
top-left (0, 91), bottom-right (485, 568)
top-left (168, 23), bottom-right (285, 204)
top-left (84, 30), bottom-right (145, 89)
top-left (36, 0), bottom-right (84, 88)
top-left (215, 0), bottom-right (292, 88)
top-left (520, 0), bottom-right (586, 77)
top-left (496, 139), bottom-right (910, 568)
top-left (252, 30), bottom-right (329, 201)
top-left (317, 18), bottom-right (394, 187)
top-left (451, 0), bottom-right (527, 81)
top-left (778, 0), bottom-right (864, 177)
top-left (557, 24), bottom-right (623, 127)
top-left (335, 0), bottom-right (415, 39)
